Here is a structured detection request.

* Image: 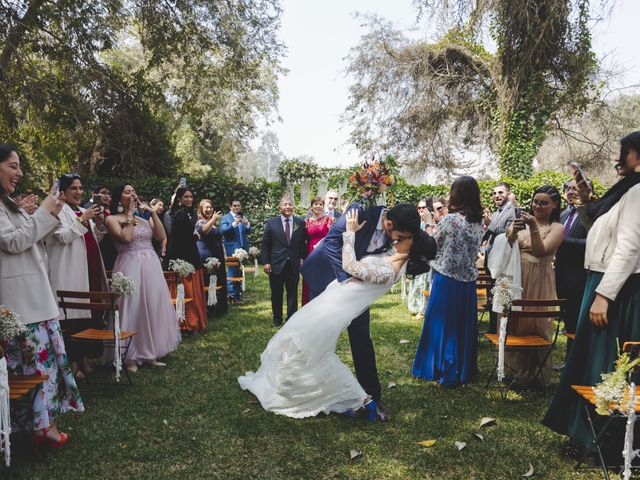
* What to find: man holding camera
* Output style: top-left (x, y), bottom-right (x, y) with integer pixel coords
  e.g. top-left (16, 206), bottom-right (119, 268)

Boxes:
top-left (220, 199), bottom-right (252, 303)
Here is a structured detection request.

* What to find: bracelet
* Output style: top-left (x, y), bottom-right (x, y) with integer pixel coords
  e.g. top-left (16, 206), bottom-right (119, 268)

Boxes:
top-left (529, 229), bottom-right (539, 235)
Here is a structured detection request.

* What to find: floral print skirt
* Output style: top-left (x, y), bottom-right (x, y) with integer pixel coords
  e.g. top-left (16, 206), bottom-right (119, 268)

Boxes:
top-left (5, 318), bottom-right (84, 431)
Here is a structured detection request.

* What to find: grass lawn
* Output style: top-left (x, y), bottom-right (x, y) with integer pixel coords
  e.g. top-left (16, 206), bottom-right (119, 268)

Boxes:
top-left (11, 275), bottom-right (614, 479)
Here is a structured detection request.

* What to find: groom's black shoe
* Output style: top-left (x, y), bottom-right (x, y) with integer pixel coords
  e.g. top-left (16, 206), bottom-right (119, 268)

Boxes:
top-left (375, 403), bottom-right (390, 422)
top-left (271, 319), bottom-right (283, 328)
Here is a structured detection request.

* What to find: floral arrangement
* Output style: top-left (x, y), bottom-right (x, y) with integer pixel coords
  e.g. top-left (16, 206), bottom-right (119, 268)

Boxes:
top-left (204, 257), bottom-right (221, 273)
top-left (594, 349), bottom-right (640, 416)
top-left (233, 248), bottom-right (249, 262)
top-left (0, 306), bottom-right (28, 340)
top-left (491, 277), bottom-right (522, 315)
top-left (169, 259), bottom-right (195, 277)
top-left (348, 156), bottom-right (395, 205)
top-left (248, 246), bottom-right (260, 258)
top-left (110, 272), bottom-right (135, 297)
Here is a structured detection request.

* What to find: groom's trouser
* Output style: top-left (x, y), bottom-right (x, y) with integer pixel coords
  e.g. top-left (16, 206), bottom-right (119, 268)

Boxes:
top-left (347, 309), bottom-right (382, 403)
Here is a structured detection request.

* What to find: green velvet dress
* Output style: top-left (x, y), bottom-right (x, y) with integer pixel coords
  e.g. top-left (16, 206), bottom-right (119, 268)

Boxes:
top-left (542, 271), bottom-right (640, 448)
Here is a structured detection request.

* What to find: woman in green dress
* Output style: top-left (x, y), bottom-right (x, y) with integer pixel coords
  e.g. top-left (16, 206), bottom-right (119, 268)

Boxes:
top-left (542, 131), bottom-right (640, 455)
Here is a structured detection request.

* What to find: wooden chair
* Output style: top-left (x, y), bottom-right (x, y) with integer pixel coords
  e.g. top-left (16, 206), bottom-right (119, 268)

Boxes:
top-left (9, 374), bottom-right (49, 430)
top-left (57, 290), bottom-right (137, 384)
top-left (163, 271), bottom-right (194, 307)
top-left (476, 274), bottom-right (495, 327)
top-left (571, 342), bottom-right (640, 478)
top-left (225, 256), bottom-right (245, 300)
top-left (484, 298), bottom-right (566, 392)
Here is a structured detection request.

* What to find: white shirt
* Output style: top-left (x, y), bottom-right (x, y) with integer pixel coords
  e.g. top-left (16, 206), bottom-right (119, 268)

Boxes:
top-left (366, 209), bottom-right (388, 253)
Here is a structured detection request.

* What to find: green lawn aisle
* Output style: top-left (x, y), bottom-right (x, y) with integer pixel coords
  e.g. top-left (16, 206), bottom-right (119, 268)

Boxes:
top-left (13, 275), bottom-right (610, 479)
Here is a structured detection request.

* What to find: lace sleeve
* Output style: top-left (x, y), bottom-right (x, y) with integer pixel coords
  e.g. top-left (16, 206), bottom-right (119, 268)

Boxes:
top-left (342, 231), bottom-right (395, 285)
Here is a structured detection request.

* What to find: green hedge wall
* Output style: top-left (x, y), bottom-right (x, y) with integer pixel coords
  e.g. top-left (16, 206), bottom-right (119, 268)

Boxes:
top-left (86, 171), bottom-right (603, 249)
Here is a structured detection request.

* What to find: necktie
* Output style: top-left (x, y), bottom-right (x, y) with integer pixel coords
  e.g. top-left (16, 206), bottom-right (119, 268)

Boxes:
top-left (563, 208), bottom-right (576, 236)
top-left (284, 218), bottom-right (291, 243)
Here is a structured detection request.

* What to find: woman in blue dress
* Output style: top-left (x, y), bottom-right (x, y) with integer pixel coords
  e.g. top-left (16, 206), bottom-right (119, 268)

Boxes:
top-left (412, 176), bottom-right (484, 386)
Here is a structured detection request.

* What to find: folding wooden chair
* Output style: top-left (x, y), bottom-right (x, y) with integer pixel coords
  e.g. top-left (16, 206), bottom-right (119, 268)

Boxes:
top-left (484, 298), bottom-right (566, 393)
top-left (476, 274), bottom-right (495, 329)
top-left (225, 256), bottom-right (245, 300)
top-left (57, 290), bottom-right (137, 385)
top-left (9, 375), bottom-right (49, 430)
top-left (163, 271), bottom-right (193, 307)
top-left (571, 343), bottom-right (640, 479)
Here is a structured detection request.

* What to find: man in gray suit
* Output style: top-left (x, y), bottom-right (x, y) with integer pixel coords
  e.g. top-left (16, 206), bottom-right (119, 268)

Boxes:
top-left (483, 182), bottom-right (517, 333)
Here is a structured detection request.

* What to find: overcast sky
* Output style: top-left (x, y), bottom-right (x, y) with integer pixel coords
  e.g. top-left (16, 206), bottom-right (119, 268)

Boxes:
top-left (264, 0), bottom-right (640, 168)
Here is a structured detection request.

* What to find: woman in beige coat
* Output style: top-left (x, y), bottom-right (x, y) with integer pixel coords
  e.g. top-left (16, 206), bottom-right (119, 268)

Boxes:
top-left (45, 173), bottom-right (107, 378)
top-left (0, 144), bottom-right (83, 451)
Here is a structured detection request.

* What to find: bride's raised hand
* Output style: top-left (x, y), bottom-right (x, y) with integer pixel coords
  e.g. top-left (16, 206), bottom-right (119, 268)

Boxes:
top-left (345, 209), bottom-right (366, 233)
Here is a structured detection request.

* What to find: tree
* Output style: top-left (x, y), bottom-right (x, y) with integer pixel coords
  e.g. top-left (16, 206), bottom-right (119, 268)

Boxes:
top-left (0, 0), bottom-right (283, 184)
top-left (344, 1), bottom-right (599, 179)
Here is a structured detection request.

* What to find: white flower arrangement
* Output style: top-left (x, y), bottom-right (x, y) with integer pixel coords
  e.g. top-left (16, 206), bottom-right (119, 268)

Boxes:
top-left (594, 350), bottom-right (640, 416)
top-left (248, 246), bottom-right (260, 258)
top-left (233, 248), bottom-right (249, 262)
top-left (169, 259), bottom-right (195, 277)
top-left (491, 277), bottom-right (522, 314)
top-left (204, 256), bottom-right (221, 273)
top-left (0, 306), bottom-right (28, 340)
top-left (110, 272), bottom-right (135, 297)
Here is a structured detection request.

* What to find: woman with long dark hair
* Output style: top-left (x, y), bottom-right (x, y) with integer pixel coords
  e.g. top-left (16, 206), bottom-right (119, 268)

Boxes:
top-left (0, 144), bottom-right (83, 451)
top-left (544, 131), bottom-right (640, 458)
top-left (166, 187), bottom-right (207, 332)
top-left (412, 176), bottom-right (484, 386)
top-left (504, 185), bottom-right (564, 384)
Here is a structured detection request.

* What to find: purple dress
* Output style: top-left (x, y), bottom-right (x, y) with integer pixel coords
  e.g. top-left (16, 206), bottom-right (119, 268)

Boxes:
top-left (113, 217), bottom-right (181, 363)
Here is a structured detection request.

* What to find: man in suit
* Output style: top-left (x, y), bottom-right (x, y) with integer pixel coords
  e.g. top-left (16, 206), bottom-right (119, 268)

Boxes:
top-left (301, 202), bottom-right (423, 421)
top-left (262, 197), bottom-right (308, 327)
top-left (220, 198), bottom-right (252, 302)
top-left (324, 190), bottom-right (342, 221)
top-left (483, 182), bottom-right (517, 333)
top-left (554, 179), bottom-right (590, 369)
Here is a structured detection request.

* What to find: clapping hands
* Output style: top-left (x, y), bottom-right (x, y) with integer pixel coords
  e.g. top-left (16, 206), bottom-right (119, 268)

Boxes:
top-left (345, 209), bottom-right (366, 233)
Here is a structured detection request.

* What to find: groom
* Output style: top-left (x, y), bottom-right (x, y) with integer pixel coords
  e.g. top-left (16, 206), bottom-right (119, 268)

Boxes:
top-left (301, 202), bottom-right (421, 421)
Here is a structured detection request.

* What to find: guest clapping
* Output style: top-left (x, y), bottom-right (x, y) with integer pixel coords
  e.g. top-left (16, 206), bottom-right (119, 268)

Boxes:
top-left (196, 199), bottom-right (228, 315)
top-left (45, 173), bottom-right (108, 378)
top-left (166, 187), bottom-right (208, 332)
top-left (0, 144), bottom-right (83, 450)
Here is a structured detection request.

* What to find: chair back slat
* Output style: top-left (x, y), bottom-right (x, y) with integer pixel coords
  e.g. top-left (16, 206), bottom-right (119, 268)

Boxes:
top-left (509, 310), bottom-right (563, 319)
top-left (58, 301), bottom-right (117, 311)
top-left (57, 290), bottom-right (119, 301)
top-left (513, 298), bottom-right (566, 307)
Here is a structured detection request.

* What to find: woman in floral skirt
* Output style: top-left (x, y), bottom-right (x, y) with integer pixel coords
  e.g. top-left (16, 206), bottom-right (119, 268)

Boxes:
top-left (0, 143), bottom-right (83, 451)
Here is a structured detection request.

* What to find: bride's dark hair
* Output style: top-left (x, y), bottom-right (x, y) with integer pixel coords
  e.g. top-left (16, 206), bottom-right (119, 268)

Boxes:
top-left (406, 230), bottom-right (437, 277)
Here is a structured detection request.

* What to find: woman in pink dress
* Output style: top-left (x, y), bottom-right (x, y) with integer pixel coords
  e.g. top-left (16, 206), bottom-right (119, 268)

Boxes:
top-left (301, 196), bottom-right (334, 305)
top-left (105, 184), bottom-right (181, 372)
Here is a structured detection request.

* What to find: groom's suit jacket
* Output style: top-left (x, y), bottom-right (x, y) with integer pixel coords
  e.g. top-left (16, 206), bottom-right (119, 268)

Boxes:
top-left (301, 203), bottom-right (386, 296)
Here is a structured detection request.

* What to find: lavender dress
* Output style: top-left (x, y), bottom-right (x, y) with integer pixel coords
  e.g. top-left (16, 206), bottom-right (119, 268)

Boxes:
top-left (112, 217), bottom-right (181, 364)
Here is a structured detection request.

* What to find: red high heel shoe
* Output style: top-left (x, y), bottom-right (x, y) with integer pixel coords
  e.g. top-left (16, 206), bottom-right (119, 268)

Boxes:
top-left (33, 425), bottom-right (70, 454)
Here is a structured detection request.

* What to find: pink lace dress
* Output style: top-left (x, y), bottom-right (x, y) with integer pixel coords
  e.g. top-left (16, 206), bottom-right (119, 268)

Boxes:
top-left (112, 217), bottom-right (181, 364)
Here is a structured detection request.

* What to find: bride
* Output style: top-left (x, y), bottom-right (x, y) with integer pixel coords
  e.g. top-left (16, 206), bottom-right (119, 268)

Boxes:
top-left (238, 210), bottom-right (433, 419)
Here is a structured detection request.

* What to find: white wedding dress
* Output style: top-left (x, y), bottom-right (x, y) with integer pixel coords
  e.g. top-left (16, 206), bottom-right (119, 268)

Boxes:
top-left (238, 231), bottom-right (404, 418)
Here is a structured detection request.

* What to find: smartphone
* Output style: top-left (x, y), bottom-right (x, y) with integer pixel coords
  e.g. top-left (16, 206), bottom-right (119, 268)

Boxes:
top-left (569, 162), bottom-right (587, 185)
top-left (237, 211), bottom-right (244, 218)
top-left (54, 179), bottom-right (60, 192)
top-left (92, 193), bottom-right (103, 206)
top-left (514, 207), bottom-right (522, 219)
top-left (179, 177), bottom-right (187, 187)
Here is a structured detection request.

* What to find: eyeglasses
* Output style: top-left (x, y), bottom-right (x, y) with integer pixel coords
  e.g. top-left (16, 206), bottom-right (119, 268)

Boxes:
top-left (435, 206), bottom-right (444, 211)
top-left (327, 197), bottom-right (338, 200)
top-left (417, 206), bottom-right (427, 210)
top-left (532, 199), bottom-right (550, 207)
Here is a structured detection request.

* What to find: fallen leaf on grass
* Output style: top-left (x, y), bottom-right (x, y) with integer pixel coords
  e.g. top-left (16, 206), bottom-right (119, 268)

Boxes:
top-left (242, 409), bottom-right (251, 414)
top-left (479, 417), bottom-right (496, 428)
top-left (473, 433), bottom-right (484, 443)
top-left (388, 382), bottom-right (397, 389)
top-left (416, 440), bottom-right (437, 447)
top-left (399, 339), bottom-right (410, 344)
top-left (521, 463), bottom-right (534, 477)
top-left (162, 419), bottom-right (168, 426)
top-left (455, 441), bottom-right (466, 451)
top-left (349, 449), bottom-right (361, 460)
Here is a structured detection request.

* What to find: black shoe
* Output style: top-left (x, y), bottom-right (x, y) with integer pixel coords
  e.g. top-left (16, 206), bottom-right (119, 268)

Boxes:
top-left (271, 320), bottom-right (282, 328)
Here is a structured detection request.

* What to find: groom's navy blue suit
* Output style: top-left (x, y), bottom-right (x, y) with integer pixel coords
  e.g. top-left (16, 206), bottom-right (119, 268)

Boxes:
top-left (301, 203), bottom-right (387, 403)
